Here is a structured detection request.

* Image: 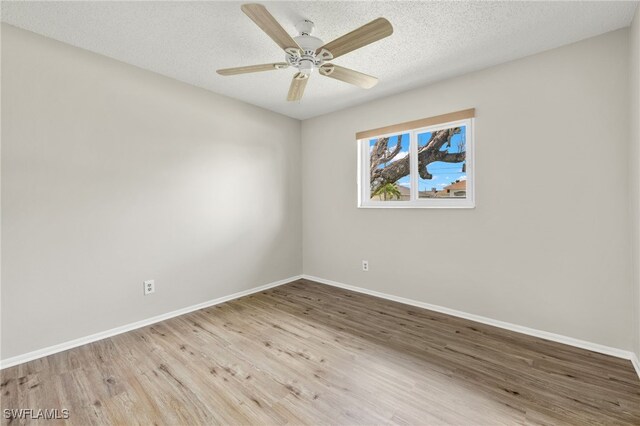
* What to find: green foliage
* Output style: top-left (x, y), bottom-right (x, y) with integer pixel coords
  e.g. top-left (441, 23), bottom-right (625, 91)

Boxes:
top-left (372, 182), bottom-right (402, 201)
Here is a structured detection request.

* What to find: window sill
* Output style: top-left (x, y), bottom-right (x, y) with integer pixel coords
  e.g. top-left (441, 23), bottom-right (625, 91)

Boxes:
top-left (358, 201), bottom-right (476, 209)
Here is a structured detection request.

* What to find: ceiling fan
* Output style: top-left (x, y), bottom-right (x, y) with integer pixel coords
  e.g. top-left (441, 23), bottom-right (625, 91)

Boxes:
top-left (216, 4), bottom-right (393, 101)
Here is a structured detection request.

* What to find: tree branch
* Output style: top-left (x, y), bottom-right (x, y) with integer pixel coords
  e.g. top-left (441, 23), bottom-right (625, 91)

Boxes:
top-left (423, 128), bottom-right (460, 152)
top-left (428, 151), bottom-right (466, 163)
top-left (370, 134), bottom-right (405, 174)
top-left (369, 128), bottom-right (465, 194)
top-left (370, 137), bottom-right (389, 171)
top-left (378, 133), bottom-right (403, 164)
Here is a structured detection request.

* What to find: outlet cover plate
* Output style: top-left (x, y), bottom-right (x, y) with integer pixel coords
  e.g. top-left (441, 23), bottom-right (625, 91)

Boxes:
top-left (144, 279), bottom-right (155, 295)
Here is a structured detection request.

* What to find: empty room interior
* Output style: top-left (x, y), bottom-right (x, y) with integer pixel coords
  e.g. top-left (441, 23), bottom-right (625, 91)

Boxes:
top-left (2, 1), bottom-right (640, 424)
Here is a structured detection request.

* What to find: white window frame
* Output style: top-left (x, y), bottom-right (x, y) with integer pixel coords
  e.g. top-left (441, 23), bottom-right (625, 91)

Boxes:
top-left (357, 118), bottom-right (475, 209)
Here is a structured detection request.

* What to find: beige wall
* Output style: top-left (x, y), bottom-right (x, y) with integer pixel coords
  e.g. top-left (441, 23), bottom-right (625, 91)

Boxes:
top-left (0, 24), bottom-right (302, 359)
top-left (302, 29), bottom-right (633, 350)
top-left (2, 21), bottom-right (638, 362)
top-left (630, 6), bottom-right (640, 360)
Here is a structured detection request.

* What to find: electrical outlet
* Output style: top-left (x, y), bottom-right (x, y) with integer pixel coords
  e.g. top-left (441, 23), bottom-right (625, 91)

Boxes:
top-left (144, 279), bottom-right (155, 295)
top-left (362, 260), bottom-right (369, 272)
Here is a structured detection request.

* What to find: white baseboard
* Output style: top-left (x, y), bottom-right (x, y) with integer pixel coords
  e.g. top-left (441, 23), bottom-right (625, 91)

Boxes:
top-left (302, 274), bottom-right (640, 380)
top-left (0, 275), bottom-right (303, 370)
top-left (632, 353), bottom-right (640, 380)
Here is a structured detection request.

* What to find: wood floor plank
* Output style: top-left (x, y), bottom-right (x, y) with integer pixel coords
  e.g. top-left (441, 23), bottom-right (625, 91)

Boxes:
top-left (2, 279), bottom-right (639, 425)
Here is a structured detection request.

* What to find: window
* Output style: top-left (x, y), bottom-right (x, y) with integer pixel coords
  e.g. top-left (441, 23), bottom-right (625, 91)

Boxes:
top-left (357, 111), bottom-right (474, 208)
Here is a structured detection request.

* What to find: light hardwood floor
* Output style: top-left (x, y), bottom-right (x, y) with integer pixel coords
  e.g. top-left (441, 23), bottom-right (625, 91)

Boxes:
top-left (2, 279), bottom-right (640, 425)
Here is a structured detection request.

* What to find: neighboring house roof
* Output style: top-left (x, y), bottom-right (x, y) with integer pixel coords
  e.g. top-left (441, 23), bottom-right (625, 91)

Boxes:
top-left (444, 180), bottom-right (467, 191)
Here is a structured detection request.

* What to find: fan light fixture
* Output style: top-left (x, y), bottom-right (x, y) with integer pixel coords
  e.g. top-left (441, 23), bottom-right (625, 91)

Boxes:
top-left (216, 4), bottom-right (393, 101)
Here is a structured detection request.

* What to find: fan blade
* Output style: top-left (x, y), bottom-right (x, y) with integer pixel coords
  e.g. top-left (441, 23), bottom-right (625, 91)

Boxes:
top-left (320, 64), bottom-right (378, 89)
top-left (287, 73), bottom-right (308, 101)
top-left (318, 17), bottom-right (392, 60)
top-left (217, 63), bottom-right (288, 76)
top-left (241, 4), bottom-right (300, 51)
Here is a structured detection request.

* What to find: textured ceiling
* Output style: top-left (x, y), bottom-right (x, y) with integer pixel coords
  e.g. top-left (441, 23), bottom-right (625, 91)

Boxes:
top-left (2, 1), bottom-right (638, 119)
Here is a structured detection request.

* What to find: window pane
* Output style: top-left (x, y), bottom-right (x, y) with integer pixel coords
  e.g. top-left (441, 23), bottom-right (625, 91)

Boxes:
top-left (417, 126), bottom-right (466, 199)
top-left (369, 133), bottom-right (410, 201)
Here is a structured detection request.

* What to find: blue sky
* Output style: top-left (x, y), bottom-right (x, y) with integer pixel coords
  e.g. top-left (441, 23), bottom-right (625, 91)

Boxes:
top-left (369, 127), bottom-right (466, 192)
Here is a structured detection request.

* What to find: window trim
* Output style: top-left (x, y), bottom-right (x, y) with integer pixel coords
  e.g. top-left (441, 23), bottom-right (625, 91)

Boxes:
top-left (356, 108), bottom-right (475, 140)
top-left (357, 117), bottom-right (475, 209)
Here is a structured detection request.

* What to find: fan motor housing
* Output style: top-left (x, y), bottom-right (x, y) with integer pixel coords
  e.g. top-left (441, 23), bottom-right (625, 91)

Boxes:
top-left (294, 35), bottom-right (324, 52)
top-left (286, 20), bottom-right (333, 75)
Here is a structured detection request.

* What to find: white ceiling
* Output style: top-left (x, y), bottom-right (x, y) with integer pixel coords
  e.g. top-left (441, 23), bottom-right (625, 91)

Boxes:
top-left (2, 1), bottom-right (638, 120)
